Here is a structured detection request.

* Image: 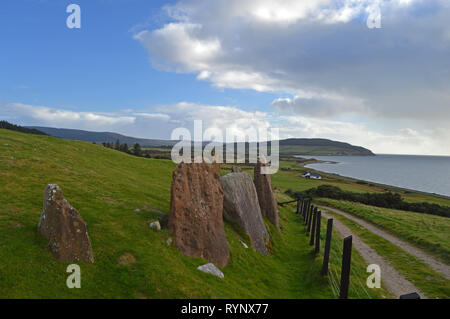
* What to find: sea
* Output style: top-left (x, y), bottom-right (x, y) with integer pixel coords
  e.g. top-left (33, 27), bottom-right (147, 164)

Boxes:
top-left (296, 154), bottom-right (450, 198)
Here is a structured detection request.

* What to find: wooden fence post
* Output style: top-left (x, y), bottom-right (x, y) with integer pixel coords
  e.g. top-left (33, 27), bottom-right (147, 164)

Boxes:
top-left (304, 201), bottom-right (309, 225)
top-left (399, 292), bottom-right (421, 299)
top-left (305, 204), bottom-right (311, 227)
top-left (296, 199), bottom-right (300, 215)
top-left (315, 211), bottom-right (322, 254)
top-left (303, 200), bottom-right (309, 223)
top-left (300, 199), bottom-right (305, 217)
top-left (307, 206), bottom-right (316, 234)
top-left (339, 236), bottom-right (352, 299)
top-left (310, 209), bottom-right (317, 245)
top-left (321, 218), bottom-right (333, 275)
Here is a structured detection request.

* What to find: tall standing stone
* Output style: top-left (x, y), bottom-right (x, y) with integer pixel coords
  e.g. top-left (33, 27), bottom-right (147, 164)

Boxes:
top-left (221, 172), bottom-right (269, 255)
top-left (38, 184), bottom-right (94, 263)
top-left (254, 161), bottom-right (280, 229)
top-left (168, 162), bottom-right (230, 267)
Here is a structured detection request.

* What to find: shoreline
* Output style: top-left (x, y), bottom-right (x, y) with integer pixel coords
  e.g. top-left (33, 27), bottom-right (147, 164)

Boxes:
top-left (306, 165), bottom-right (450, 201)
top-left (291, 154), bottom-right (450, 200)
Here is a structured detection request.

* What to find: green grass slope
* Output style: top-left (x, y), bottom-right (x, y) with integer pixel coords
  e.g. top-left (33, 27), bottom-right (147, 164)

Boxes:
top-left (318, 199), bottom-right (450, 265)
top-left (0, 129), bottom-right (341, 299)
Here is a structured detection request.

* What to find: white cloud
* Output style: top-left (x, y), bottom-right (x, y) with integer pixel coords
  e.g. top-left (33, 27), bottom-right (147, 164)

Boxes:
top-left (0, 102), bottom-right (272, 142)
top-left (6, 103), bottom-right (135, 127)
top-left (2, 101), bottom-right (449, 155)
top-left (272, 94), bottom-right (371, 118)
top-left (277, 115), bottom-right (450, 155)
top-left (134, 23), bottom-right (221, 72)
top-left (134, 0), bottom-right (450, 123)
top-left (156, 102), bottom-right (272, 141)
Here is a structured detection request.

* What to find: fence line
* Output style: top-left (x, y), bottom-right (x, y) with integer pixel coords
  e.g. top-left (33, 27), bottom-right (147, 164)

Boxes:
top-left (291, 198), bottom-right (424, 299)
top-left (294, 198), bottom-right (368, 299)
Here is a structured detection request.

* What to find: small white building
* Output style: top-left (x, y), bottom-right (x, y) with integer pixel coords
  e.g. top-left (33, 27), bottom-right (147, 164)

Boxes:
top-left (301, 171), bottom-right (322, 180)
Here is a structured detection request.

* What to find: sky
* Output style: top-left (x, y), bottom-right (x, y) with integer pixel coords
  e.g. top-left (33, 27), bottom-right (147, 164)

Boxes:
top-left (0, 0), bottom-right (449, 155)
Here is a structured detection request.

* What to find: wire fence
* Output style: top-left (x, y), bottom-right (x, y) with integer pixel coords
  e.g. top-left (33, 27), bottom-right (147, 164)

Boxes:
top-left (280, 197), bottom-right (420, 299)
top-left (293, 198), bottom-right (374, 299)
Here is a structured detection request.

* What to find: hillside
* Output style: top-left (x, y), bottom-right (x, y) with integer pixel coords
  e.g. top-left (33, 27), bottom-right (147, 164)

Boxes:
top-left (10, 128), bottom-right (450, 299)
top-left (278, 138), bottom-right (374, 156)
top-left (1, 121), bottom-right (47, 136)
top-left (27, 126), bottom-right (374, 156)
top-left (26, 126), bottom-right (177, 147)
top-left (0, 128), bottom-right (340, 298)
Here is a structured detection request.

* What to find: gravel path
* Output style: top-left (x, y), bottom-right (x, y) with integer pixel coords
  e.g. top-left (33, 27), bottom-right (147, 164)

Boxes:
top-left (319, 205), bottom-right (450, 280)
top-left (319, 210), bottom-right (426, 298)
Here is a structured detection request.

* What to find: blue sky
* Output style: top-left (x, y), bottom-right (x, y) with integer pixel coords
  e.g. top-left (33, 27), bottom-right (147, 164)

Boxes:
top-left (1, 0), bottom-right (450, 155)
top-left (0, 0), bottom-right (276, 112)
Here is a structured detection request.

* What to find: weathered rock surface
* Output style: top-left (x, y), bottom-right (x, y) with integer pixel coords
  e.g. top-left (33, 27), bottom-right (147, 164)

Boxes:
top-left (168, 162), bottom-right (230, 267)
top-left (197, 263), bottom-right (224, 278)
top-left (37, 184), bottom-right (94, 263)
top-left (149, 221), bottom-right (161, 231)
top-left (254, 162), bottom-right (279, 229)
top-left (221, 172), bottom-right (269, 255)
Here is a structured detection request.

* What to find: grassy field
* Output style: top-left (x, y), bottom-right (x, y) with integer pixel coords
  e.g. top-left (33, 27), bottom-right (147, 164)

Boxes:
top-left (0, 129), bottom-right (344, 299)
top-left (273, 168), bottom-right (386, 195)
top-left (318, 199), bottom-right (450, 265)
top-left (322, 209), bottom-right (450, 298)
top-left (1, 128), bottom-right (444, 298)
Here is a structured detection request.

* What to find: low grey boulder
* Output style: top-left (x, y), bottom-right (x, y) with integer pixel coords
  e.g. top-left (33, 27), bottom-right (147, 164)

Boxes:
top-left (221, 172), bottom-right (269, 255)
top-left (148, 221), bottom-right (161, 231)
top-left (197, 263), bottom-right (224, 279)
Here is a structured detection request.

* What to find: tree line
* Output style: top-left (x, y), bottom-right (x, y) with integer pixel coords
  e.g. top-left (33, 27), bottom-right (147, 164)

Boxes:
top-left (286, 184), bottom-right (450, 218)
top-left (0, 121), bottom-right (47, 136)
top-left (98, 140), bottom-right (143, 157)
top-left (97, 140), bottom-right (170, 159)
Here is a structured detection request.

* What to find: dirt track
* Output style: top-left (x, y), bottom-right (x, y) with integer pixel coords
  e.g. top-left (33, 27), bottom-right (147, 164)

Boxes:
top-left (319, 209), bottom-right (426, 298)
top-left (319, 205), bottom-right (450, 280)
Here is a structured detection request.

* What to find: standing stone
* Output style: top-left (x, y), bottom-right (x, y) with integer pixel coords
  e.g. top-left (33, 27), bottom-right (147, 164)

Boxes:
top-left (254, 161), bottom-right (280, 229)
top-left (221, 172), bottom-right (269, 255)
top-left (37, 184), bottom-right (94, 263)
top-left (168, 162), bottom-right (230, 267)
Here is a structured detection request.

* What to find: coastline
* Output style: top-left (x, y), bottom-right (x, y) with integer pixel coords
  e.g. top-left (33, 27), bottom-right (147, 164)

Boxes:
top-left (296, 156), bottom-right (450, 200)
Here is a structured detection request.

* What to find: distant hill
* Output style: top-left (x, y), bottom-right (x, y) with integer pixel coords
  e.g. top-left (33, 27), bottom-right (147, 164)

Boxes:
top-left (278, 138), bottom-right (375, 156)
top-left (27, 126), bottom-right (177, 147)
top-left (1, 121), bottom-right (47, 136)
top-left (26, 126), bottom-right (374, 156)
